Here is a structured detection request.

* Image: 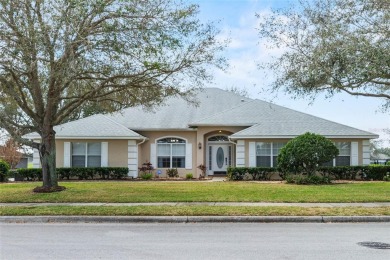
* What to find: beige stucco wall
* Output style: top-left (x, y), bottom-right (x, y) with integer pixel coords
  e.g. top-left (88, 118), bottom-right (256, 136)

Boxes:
top-left (54, 134), bottom-right (371, 178)
top-left (55, 139), bottom-right (128, 168)
top-left (138, 126), bottom-right (246, 177)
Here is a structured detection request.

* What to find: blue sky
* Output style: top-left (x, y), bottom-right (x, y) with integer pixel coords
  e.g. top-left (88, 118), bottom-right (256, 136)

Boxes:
top-left (192, 0), bottom-right (390, 145)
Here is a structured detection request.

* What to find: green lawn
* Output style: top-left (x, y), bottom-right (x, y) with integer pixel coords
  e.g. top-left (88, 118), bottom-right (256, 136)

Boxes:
top-left (1, 181), bottom-right (389, 203)
top-left (1, 205), bottom-right (389, 216)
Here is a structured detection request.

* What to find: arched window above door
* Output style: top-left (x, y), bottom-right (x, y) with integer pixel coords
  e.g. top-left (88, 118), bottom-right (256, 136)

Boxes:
top-left (208, 136), bottom-right (229, 142)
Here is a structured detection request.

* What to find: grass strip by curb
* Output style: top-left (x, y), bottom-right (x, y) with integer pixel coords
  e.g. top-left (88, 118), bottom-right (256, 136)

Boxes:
top-left (1, 206), bottom-right (390, 216)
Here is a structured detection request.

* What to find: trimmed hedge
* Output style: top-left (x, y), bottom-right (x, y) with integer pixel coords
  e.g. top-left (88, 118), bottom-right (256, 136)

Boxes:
top-left (227, 166), bottom-right (390, 181)
top-left (227, 167), bottom-right (277, 181)
top-left (16, 167), bottom-right (129, 181)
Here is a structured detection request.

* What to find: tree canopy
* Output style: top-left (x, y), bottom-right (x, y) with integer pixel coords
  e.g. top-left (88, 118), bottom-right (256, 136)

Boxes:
top-left (257, 0), bottom-right (390, 110)
top-left (278, 132), bottom-right (339, 175)
top-left (0, 0), bottom-right (225, 190)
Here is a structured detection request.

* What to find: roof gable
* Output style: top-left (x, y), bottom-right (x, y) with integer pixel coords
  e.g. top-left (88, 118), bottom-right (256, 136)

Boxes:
top-left (24, 114), bottom-right (144, 139)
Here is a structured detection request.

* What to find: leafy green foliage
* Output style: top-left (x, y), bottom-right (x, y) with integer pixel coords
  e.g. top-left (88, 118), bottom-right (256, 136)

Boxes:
top-left (0, 159), bottom-right (10, 182)
top-left (227, 165), bottom-right (390, 181)
top-left (258, 0), bottom-right (390, 110)
top-left (227, 167), bottom-right (277, 181)
top-left (0, 0), bottom-right (225, 189)
top-left (285, 175), bottom-right (332, 185)
top-left (166, 168), bottom-right (179, 178)
top-left (140, 173), bottom-right (153, 180)
top-left (278, 132), bottom-right (339, 175)
top-left (16, 167), bottom-right (128, 181)
top-left (185, 173), bottom-right (193, 179)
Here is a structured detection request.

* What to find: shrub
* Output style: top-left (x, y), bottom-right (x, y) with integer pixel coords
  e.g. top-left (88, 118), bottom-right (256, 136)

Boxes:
top-left (227, 167), bottom-right (277, 181)
top-left (166, 168), bottom-right (179, 178)
top-left (17, 167), bottom-right (128, 181)
top-left (0, 159), bottom-right (10, 182)
top-left (278, 132), bottom-right (339, 175)
top-left (140, 172), bottom-right (153, 180)
top-left (17, 168), bottom-right (42, 181)
top-left (138, 162), bottom-right (154, 176)
top-left (186, 173), bottom-right (193, 179)
top-left (384, 173), bottom-right (390, 181)
top-left (285, 174), bottom-right (332, 185)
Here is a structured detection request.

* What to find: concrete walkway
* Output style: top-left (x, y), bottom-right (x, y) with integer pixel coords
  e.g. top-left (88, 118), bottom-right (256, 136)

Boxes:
top-left (1, 202), bottom-right (390, 207)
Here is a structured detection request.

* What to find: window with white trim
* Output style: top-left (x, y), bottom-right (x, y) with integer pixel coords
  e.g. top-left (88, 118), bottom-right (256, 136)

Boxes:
top-left (256, 142), bottom-right (287, 167)
top-left (335, 142), bottom-right (351, 166)
top-left (157, 138), bottom-right (186, 168)
top-left (71, 142), bottom-right (101, 167)
top-left (322, 142), bottom-right (351, 166)
top-left (256, 142), bottom-right (271, 167)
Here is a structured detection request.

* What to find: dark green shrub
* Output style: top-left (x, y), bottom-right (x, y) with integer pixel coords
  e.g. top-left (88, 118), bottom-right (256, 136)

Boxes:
top-left (227, 167), bottom-right (277, 181)
top-left (278, 132), bottom-right (339, 175)
top-left (186, 173), bottom-right (193, 179)
top-left (366, 165), bottom-right (390, 180)
top-left (166, 168), bottom-right (179, 178)
top-left (285, 174), bottom-right (332, 185)
top-left (0, 159), bottom-right (10, 182)
top-left (384, 173), bottom-right (390, 181)
top-left (18, 167), bottom-right (128, 181)
top-left (17, 168), bottom-right (42, 181)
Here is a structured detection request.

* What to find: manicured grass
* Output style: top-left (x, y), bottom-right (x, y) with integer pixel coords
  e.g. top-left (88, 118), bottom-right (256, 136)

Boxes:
top-left (1, 206), bottom-right (389, 216)
top-left (1, 181), bottom-right (389, 203)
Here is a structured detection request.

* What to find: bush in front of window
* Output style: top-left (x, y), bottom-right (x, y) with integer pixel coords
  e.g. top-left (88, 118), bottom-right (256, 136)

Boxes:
top-left (166, 168), bottom-right (179, 178)
top-left (227, 166), bottom-right (390, 181)
top-left (278, 132), bottom-right (339, 176)
top-left (16, 167), bottom-right (128, 181)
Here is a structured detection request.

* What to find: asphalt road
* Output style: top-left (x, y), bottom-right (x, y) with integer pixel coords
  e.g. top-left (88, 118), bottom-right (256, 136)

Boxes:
top-left (1, 223), bottom-right (389, 260)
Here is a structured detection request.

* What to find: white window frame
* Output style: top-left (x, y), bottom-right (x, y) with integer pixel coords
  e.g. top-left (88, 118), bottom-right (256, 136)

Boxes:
top-left (156, 137), bottom-right (187, 168)
top-left (71, 142), bottom-right (101, 168)
top-left (255, 142), bottom-right (287, 167)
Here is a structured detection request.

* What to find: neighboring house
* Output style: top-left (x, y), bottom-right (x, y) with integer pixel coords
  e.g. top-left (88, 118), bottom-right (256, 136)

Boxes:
top-left (370, 153), bottom-right (390, 165)
top-left (0, 146), bottom-right (32, 169)
top-left (24, 88), bottom-right (378, 178)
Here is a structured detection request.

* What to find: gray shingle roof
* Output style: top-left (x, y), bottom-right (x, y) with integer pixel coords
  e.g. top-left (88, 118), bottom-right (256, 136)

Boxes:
top-left (106, 88), bottom-right (251, 130)
top-left (24, 88), bottom-right (378, 139)
top-left (24, 114), bottom-right (144, 139)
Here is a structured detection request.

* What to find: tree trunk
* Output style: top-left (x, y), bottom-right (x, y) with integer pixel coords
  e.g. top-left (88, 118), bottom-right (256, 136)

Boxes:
top-left (39, 126), bottom-right (58, 188)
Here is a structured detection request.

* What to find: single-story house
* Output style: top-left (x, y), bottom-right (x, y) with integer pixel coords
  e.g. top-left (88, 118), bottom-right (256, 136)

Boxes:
top-left (24, 88), bottom-right (378, 177)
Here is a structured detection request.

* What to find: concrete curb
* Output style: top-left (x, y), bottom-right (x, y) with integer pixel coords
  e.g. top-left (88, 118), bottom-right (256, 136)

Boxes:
top-left (1, 216), bottom-right (390, 223)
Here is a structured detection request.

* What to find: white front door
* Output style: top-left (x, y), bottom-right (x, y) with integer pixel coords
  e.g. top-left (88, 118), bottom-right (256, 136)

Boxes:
top-left (208, 144), bottom-right (232, 174)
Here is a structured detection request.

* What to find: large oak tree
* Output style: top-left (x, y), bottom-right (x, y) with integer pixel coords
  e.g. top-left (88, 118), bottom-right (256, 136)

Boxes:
top-left (257, 0), bottom-right (390, 110)
top-left (0, 0), bottom-right (225, 191)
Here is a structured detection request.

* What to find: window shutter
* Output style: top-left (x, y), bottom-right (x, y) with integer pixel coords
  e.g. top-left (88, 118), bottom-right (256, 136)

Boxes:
top-left (249, 142), bottom-right (256, 167)
top-left (101, 142), bottom-right (108, 167)
top-left (185, 143), bottom-right (192, 169)
top-left (150, 143), bottom-right (156, 167)
top-left (64, 142), bottom-right (71, 167)
top-left (351, 142), bottom-right (358, 166)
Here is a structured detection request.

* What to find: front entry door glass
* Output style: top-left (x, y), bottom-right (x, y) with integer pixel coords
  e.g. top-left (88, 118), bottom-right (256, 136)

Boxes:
top-left (210, 144), bottom-right (231, 173)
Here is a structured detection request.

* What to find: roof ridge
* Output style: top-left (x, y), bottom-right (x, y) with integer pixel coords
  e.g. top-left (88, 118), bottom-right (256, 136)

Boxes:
top-left (189, 99), bottom-right (257, 125)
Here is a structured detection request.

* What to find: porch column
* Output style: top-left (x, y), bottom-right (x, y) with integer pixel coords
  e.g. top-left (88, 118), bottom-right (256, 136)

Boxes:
top-left (128, 140), bottom-right (138, 177)
top-left (236, 140), bottom-right (245, 167)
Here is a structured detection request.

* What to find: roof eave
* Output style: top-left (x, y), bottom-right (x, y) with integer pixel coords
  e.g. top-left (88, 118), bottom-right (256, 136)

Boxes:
top-left (229, 135), bottom-right (379, 139)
